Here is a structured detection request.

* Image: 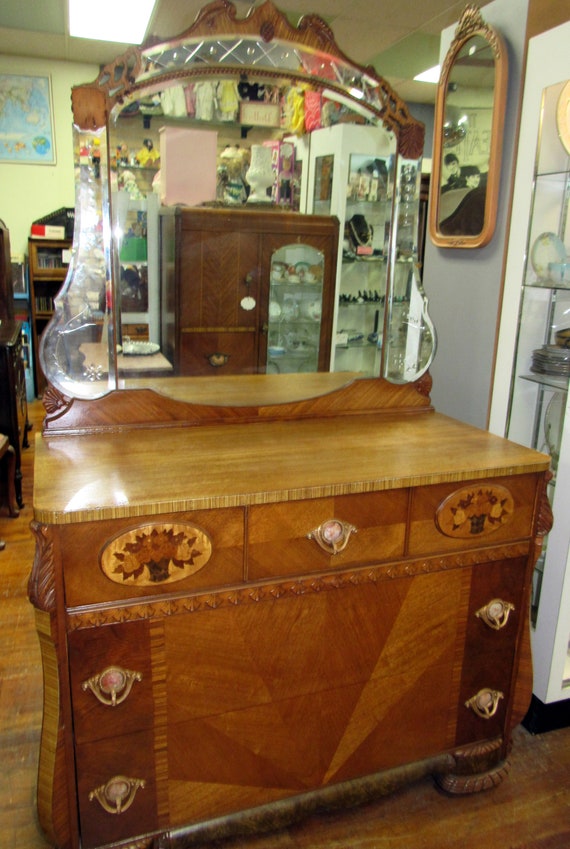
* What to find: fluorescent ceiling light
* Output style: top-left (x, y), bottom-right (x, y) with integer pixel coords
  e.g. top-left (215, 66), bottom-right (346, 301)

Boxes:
top-left (69, 0), bottom-right (157, 44)
top-left (414, 65), bottom-right (441, 84)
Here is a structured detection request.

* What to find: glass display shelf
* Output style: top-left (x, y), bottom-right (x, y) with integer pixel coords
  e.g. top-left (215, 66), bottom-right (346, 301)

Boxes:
top-left (505, 73), bottom-right (570, 709)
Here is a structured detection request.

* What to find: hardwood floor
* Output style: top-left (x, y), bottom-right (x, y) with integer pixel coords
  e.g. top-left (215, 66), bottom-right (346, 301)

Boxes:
top-left (2, 399), bottom-right (570, 849)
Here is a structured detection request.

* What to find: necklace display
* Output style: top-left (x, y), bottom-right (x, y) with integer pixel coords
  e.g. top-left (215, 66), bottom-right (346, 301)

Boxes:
top-left (348, 215), bottom-right (374, 255)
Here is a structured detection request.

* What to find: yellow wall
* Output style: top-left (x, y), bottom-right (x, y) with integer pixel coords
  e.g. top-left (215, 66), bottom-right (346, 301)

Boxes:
top-left (0, 55), bottom-right (98, 257)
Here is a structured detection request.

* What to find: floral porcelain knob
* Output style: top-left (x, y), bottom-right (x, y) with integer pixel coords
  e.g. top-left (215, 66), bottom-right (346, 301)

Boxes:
top-left (82, 666), bottom-right (142, 707)
top-left (89, 775), bottom-right (145, 815)
top-left (307, 518), bottom-right (357, 554)
top-left (475, 598), bottom-right (515, 630)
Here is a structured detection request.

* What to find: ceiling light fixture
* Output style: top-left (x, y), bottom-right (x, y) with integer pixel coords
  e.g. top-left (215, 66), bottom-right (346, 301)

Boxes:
top-left (69, 0), bottom-right (157, 43)
top-left (413, 65), bottom-right (441, 84)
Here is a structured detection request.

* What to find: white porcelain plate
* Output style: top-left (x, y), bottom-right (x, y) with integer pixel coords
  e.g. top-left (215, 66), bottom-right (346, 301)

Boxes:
top-left (121, 341), bottom-right (160, 356)
top-left (531, 231), bottom-right (566, 278)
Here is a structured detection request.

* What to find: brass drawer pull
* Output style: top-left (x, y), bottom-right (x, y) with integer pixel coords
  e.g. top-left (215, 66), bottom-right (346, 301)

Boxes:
top-left (465, 688), bottom-right (504, 719)
top-left (307, 519), bottom-right (357, 554)
top-left (89, 775), bottom-right (145, 814)
top-left (476, 598), bottom-right (515, 630)
top-left (207, 352), bottom-right (230, 367)
top-left (82, 666), bottom-right (142, 707)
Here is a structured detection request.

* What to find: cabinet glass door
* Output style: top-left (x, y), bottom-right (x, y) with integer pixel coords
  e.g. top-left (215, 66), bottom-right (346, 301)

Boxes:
top-left (266, 243), bottom-right (325, 374)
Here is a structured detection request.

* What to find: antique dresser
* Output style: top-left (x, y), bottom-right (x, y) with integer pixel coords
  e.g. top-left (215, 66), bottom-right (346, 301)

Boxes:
top-left (29, 375), bottom-right (552, 849)
top-left (28, 4), bottom-right (550, 848)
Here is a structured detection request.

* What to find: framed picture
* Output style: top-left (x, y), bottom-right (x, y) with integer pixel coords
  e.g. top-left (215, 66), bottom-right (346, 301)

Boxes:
top-left (0, 74), bottom-right (56, 164)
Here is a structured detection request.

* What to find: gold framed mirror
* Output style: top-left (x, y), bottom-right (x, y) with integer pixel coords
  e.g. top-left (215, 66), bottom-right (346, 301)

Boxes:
top-left (39, 0), bottom-right (436, 410)
top-left (429, 4), bottom-right (508, 249)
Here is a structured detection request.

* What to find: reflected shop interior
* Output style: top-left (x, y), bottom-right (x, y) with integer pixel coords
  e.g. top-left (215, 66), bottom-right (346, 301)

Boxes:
top-left (39, 0), bottom-right (439, 403)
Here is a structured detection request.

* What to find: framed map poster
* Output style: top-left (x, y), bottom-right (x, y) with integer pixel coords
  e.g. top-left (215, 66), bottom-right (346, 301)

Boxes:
top-left (0, 74), bottom-right (56, 164)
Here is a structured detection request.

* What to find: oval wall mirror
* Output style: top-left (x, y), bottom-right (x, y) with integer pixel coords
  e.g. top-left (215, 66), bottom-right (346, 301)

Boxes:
top-left (39, 0), bottom-right (435, 409)
top-left (429, 4), bottom-right (508, 249)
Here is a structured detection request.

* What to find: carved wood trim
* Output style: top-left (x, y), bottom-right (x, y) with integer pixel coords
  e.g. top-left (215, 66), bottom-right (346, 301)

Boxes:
top-left (67, 541), bottom-right (530, 630)
top-left (71, 0), bottom-right (424, 154)
top-left (435, 736), bottom-right (510, 794)
top-left (28, 521), bottom-right (56, 613)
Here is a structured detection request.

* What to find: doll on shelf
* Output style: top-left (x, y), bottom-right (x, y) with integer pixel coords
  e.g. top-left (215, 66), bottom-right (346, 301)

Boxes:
top-left (135, 138), bottom-right (160, 168)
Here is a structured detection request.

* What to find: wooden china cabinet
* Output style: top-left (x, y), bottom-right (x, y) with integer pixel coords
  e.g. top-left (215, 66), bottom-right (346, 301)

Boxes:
top-left (160, 207), bottom-right (338, 375)
top-left (28, 3), bottom-right (552, 849)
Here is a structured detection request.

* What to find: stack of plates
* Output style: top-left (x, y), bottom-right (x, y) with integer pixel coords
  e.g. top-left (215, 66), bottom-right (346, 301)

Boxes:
top-left (530, 345), bottom-right (570, 377)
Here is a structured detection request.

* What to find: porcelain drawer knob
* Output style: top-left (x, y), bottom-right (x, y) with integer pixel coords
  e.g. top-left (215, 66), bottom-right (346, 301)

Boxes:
top-left (82, 666), bottom-right (142, 707)
top-left (475, 598), bottom-right (515, 630)
top-left (307, 518), bottom-right (357, 554)
top-left (465, 688), bottom-right (504, 719)
top-left (89, 775), bottom-right (145, 815)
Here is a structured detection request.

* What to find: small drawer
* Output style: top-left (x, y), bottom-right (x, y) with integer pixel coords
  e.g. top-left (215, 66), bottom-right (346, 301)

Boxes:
top-left (68, 620), bottom-right (154, 744)
top-left (61, 508), bottom-right (245, 608)
top-left (248, 490), bottom-right (408, 580)
top-left (75, 728), bottom-right (156, 849)
top-left (408, 474), bottom-right (538, 556)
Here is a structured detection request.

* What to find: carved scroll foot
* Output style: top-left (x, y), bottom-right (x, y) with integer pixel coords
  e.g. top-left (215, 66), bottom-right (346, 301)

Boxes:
top-left (434, 737), bottom-right (510, 795)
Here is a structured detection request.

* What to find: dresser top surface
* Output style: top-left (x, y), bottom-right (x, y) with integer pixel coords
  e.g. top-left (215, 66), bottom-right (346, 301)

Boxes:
top-left (33, 411), bottom-right (550, 525)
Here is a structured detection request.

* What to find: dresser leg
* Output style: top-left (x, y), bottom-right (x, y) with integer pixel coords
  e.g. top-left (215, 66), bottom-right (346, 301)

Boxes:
top-left (434, 737), bottom-right (510, 794)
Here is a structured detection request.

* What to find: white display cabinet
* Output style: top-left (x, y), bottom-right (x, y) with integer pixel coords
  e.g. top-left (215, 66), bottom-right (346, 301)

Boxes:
top-left (306, 124), bottom-right (427, 378)
top-left (490, 21), bottom-right (570, 731)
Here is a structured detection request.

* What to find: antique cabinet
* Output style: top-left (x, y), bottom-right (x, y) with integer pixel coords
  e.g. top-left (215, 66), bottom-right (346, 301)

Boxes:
top-left (160, 207), bottom-right (338, 376)
top-left (30, 376), bottom-right (551, 849)
top-left (489, 22), bottom-right (570, 731)
top-left (28, 237), bottom-right (72, 395)
top-left (0, 319), bottom-right (29, 508)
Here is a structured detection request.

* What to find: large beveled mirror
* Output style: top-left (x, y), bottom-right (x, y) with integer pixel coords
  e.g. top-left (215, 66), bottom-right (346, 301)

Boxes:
top-left (429, 4), bottom-right (508, 248)
top-left (39, 0), bottom-right (435, 409)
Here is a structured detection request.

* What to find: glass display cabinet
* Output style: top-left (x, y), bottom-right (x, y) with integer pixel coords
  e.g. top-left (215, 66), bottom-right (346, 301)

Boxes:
top-left (499, 36), bottom-right (570, 728)
top-left (306, 125), bottom-right (432, 379)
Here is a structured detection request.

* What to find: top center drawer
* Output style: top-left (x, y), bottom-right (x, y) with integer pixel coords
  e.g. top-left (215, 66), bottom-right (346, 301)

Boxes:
top-left (247, 491), bottom-right (408, 580)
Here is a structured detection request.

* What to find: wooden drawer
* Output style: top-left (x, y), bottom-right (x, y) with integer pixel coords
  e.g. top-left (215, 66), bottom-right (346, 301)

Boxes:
top-left (455, 556), bottom-right (528, 746)
top-left (179, 330), bottom-right (258, 375)
top-left (408, 474), bottom-right (539, 556)
top-left (75, 728), bottom-right (156, 849)
top-left (61, 508), bottom-right (245, 607)
top-left (68, 620), bottom-right (155, 744)
top-left (247, 491), bottom-right (408, 580)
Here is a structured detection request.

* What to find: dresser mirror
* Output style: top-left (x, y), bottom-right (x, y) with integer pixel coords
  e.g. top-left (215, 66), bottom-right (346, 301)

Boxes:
top-left (429, 4), bottom-right (508, 248)
top-left (40, 0), bottom-right (435, 407)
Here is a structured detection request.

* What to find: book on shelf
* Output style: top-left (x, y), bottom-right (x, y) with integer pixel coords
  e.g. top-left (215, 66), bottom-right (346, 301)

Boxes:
top-left (31, 224), bottom-right (66, 239)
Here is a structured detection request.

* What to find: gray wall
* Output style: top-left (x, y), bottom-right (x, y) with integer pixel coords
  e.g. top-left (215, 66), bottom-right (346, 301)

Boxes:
top-left (422, 0), bottom-right (529, 428)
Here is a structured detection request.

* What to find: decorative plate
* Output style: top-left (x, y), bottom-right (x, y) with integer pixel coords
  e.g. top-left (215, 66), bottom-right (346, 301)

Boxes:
top-left (121, 340), bottom-right (160, 356)
top-left (531, 232), bottom-right (566, 279)
top-left (557, 81), bottom-right (570, 155)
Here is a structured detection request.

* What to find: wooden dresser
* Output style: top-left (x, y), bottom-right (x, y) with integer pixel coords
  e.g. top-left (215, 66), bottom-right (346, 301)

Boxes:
top-left (29, 375), bottom-right (552, 849)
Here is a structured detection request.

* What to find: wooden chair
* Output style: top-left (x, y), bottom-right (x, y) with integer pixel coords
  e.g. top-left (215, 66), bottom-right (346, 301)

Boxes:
top-left (0, 434), bottom-right (19, 550)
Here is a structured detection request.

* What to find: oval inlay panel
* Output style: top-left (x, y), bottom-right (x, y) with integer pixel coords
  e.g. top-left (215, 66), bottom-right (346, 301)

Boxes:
top-left (435, 484), bottom-right (514, 538)
top-left (100, 523), bottom-right (213, 586)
